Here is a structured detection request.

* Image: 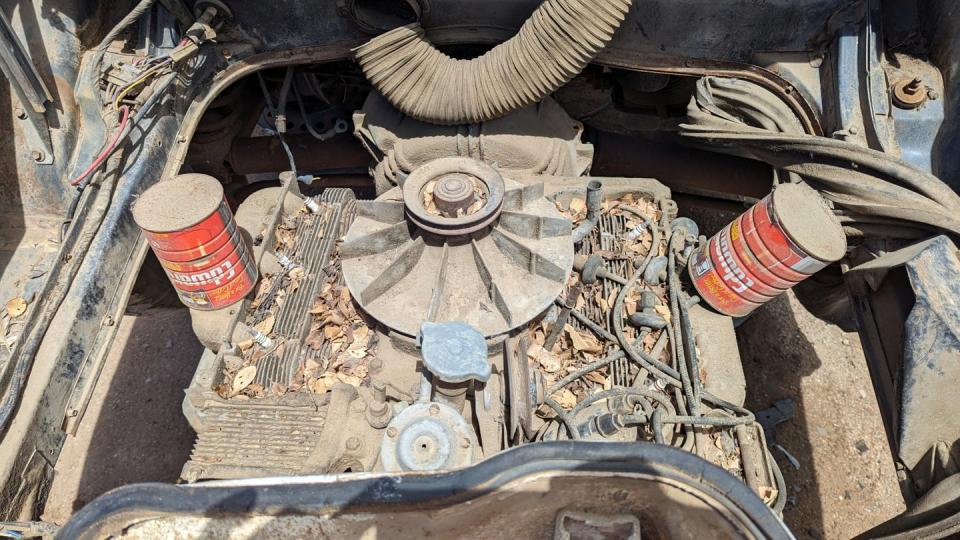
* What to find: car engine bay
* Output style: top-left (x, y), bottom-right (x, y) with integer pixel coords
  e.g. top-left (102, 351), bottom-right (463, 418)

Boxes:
top-left (174, 85), bottom-right (781, 503)
top-left (1, 0), bottom-right (959, 537)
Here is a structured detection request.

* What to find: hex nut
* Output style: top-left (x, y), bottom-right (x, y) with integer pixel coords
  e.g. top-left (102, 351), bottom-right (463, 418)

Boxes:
top-left (345, 436), bottom-right (361, 451)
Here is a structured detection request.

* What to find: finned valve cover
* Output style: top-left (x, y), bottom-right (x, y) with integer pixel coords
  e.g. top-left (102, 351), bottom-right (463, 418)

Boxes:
top-left (340, 157), bottom-right (574, 337)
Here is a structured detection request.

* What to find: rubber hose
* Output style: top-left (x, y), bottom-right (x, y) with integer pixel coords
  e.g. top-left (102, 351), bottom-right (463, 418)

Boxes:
top-left (354, 0), bottom-right (633, 125)
top-left (571, 180), bottom-right (603, 243)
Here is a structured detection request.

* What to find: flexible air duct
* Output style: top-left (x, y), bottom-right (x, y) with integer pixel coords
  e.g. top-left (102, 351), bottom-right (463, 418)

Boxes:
top-left (354, 0), bottom-right (633, 125)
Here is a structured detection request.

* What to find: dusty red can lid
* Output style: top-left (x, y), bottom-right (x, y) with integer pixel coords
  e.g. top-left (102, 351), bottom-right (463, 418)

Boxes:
top-left (133, 173), bottom-right (224, 233)
top-left (771, 182), bottom-right (846, 263)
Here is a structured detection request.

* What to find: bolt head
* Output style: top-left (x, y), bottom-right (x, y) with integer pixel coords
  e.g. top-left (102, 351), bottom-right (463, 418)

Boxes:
top-left (460, 437), bottom-right (471, 449)
top-left (892, 77), bottom-right (927, 109)
top-left (428, 403), bottom-right (440, 416)
top-left (386, 426), bottom-right (398, 438)
top-left (30, 150), bottom-right (44, 162)
top-left (14, 107), bottom-right (26, 119)
top-left (345, 436), bottom-right (361, 451)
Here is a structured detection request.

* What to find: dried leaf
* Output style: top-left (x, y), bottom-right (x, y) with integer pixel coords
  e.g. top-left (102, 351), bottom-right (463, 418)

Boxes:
top-left (654, 304), bottom-right (672, 324)
top-left (254, 314), bottom-right (275, 335)
top-left (566, 325), bottom-right (602, 354)
top-left (336, 372), bottom-right (362, 388)
top-left (324, 325), bottom-right (343, 340)
top-left (232, 365), bottom-right (257, 393)
top-left (533, 347), bottom-right (562, 373)
top-left (306, 328), bottom-right (324, 350)
top-left (288, 267), bottom-right (306, 292)
top-left (352, 364), bottom-right (369, 379)
top-left (584, 371), bottom-right (607, 385)
top-left (308, 375), bottom-right (335, 394)
top-left (551, 388), bottom-right (577, 409)
top-left (5, 297), bottom-right (26, 318)
top-left (353, 325), bottom-right (369, 342)
top-left (569, 198), bottom-right (587, 214)
top-left (642, 332), bottom-right (657, 352)
top-left (348, 348), bottom-right (367, 359)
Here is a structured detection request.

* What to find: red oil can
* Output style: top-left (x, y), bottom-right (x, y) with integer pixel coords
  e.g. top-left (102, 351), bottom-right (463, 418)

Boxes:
top-left (688, 182), bottom-right (846, 317)
top-left (132, 173), bottom-right (257, 310)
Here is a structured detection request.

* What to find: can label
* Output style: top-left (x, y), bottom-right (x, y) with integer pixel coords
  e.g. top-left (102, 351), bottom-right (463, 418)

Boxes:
top-left (752, 198), bottom-right (828, 275)
top-left (157, 225), bottom-right (244, 274)
top-left (689, 243), bottom-right (761, 317)
top-left (728, 216), bottom-right (792, 293)
top-left (143, 202), bottom-right (234, 254)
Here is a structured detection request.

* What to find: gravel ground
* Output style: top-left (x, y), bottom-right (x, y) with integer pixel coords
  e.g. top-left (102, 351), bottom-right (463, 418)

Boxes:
top-left (43, 296), bottom-right (906, 536)
top-left (738, 292), bottom-right (906, 538)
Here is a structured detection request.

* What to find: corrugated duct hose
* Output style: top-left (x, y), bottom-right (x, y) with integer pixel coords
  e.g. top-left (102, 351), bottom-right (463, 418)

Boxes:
top-left (354, 0), bottom-right (634, 125)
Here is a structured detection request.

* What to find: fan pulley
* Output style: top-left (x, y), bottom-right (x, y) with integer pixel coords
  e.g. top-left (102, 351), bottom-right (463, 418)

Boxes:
top-left (340, 157), bottom-right (575, 337)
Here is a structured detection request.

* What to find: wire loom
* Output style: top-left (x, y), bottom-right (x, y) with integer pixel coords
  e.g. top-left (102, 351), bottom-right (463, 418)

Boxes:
top-left (681, 77), bottom-right (960, 238)
top-left (354, 0), bottom-right (633, 125)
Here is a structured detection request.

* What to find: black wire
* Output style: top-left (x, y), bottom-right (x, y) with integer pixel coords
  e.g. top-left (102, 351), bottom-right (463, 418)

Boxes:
top-left (770, 446), bottom-right (788, 514)
top-left (545, 350), bottom-right (626, 396)
top-left (667, 228), bottom-right (699, 416)
top-left (543, 397), bottom-right (580, 440)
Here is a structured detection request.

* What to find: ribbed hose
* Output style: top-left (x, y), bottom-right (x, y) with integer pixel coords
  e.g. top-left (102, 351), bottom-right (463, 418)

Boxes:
top-left (354, 0), bottom-right (633, 125)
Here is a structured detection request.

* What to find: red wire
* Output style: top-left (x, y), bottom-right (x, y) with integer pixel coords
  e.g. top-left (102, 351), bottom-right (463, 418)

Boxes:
top-left (69, 105), bottom-right (131, 186)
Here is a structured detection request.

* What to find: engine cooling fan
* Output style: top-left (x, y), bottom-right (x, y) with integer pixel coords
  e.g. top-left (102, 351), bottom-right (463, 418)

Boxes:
top-left (340, 157), bottom-right (574, 337)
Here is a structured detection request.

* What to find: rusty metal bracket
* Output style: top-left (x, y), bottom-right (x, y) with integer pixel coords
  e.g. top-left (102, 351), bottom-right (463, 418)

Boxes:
top-left (0, 10), bottom-right (53, 164)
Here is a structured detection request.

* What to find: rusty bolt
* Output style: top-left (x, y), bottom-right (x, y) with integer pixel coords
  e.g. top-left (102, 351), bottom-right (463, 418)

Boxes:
top-left (386, 426), bottom-right (398, 438)
top-left (428, 403), bottom-right (440, 416)
top-left (345, 436), bottom-right (361, 451)
top-left (892, 77), bottom-right (927, 109)
top-left (14, 107), bottom-right (26, 120)
top-left (31, 150), bottom-right (44, 162)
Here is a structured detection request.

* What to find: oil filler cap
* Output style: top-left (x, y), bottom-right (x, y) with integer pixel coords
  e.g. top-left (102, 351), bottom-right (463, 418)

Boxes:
top-left (420, 322), bottom-right (490, 383)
